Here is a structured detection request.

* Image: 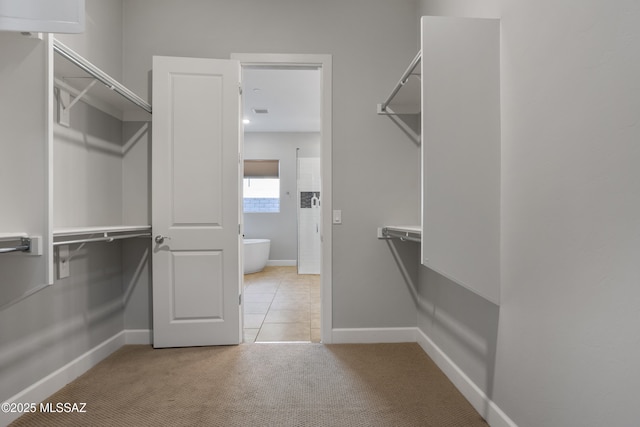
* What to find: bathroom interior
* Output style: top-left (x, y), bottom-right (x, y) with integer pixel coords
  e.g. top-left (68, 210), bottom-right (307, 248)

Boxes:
top-left (241, 66), bottom-right (322, 343)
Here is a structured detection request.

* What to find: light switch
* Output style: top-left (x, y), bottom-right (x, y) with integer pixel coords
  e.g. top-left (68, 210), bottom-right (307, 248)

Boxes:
top-left (332, 210), bottom-right (342, 224)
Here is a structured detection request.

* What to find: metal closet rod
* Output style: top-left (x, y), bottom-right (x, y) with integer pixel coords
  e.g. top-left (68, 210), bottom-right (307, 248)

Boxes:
top-left (0, 237), bottom-right (31, 254)
top-left (379, 50), bottom-right (422, 112)
top-left (54, 233), bottom-right (152, 246)
top-left (53, 39), bottom-right (152, 114)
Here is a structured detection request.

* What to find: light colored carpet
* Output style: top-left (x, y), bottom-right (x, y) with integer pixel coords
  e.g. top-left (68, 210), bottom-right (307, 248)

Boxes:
top-left (10, 343), bottom-right (488, 427)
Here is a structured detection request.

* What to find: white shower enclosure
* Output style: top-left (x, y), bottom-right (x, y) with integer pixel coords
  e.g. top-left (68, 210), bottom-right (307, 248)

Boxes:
top-left (297, 157), bottom-right (321, 274)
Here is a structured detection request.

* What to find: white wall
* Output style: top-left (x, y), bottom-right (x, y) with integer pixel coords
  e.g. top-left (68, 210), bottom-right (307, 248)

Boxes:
top-left (122, 0), bottom-right (421, 330)
top-left (244, 132), bottom-right (319, 262)
top-left (418, 1), bottom-right (640, 426)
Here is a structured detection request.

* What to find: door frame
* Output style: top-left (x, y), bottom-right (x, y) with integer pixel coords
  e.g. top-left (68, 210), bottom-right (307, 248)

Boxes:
top-left (231, 53), bottom-right (333, 344)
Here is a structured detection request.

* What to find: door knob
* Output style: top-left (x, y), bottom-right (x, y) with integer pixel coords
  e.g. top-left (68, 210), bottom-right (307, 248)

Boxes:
top-left (155, 235), bottom-right (170, 244)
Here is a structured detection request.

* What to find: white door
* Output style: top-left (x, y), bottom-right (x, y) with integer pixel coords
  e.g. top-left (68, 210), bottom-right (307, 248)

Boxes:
top-left (297, 157), bottom-right (321, 274)
top-left (152, 56), bottom-right (242, 348)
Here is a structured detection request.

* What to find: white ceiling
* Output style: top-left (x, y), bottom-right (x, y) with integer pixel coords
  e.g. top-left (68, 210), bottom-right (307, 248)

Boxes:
top-left (241, 67), bottom-right (321, 133)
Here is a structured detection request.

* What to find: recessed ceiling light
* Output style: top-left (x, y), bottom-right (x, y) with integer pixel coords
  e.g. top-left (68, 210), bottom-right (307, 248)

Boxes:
top-left (243, 119), bottom-right (250, 124)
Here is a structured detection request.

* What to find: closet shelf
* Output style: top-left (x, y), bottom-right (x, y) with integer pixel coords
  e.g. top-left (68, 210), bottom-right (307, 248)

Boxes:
top-left (53, 225), bottom-right (152, 246)
top-left (0, 232), bottom-right (28, 241)
top-left (381, 225), bottom-right (421, 243)
top-left (377, 51), bottom-right (421, 115)
top-left (53, 38), bottom-right (152, 120)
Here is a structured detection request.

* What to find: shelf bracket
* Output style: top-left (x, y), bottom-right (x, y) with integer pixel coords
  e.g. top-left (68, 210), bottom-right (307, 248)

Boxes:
top-left (57, 79), bottom-right (97, 126)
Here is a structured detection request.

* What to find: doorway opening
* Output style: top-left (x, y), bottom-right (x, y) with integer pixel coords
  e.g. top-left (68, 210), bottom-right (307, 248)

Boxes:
top-left (233, 54), bottom-right (332, 344)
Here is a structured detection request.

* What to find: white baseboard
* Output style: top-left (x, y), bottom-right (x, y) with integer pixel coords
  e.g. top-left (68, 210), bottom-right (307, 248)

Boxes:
top-left (266, 260), bottom-right (296, 267)
top-left (415, 328), bottom-right (517, 427)
top-left (0, 329), bottom-right (151, 426)
top-left (331, 326), bottom-right (516, 427)
top-left (0, 331), bottom-right (126, 426)
top-left (331, 327), bottom-right (417, 344)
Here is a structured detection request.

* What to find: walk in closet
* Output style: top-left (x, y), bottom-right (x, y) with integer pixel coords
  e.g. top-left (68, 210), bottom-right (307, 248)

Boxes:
top-left (51, 35), bottom-right (153, 335)
top-left (51, 36), bottom-right (151, 274)
top-left (379, 16), bottom-right (501, 305)
top-left (1, 24), bottom-right (154, 414)
top-left (1, 32), bottom-right (152, 312)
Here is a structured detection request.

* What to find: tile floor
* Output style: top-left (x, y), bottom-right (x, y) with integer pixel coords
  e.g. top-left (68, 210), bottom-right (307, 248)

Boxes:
top-left (243, 266), bottom-right (321, 343)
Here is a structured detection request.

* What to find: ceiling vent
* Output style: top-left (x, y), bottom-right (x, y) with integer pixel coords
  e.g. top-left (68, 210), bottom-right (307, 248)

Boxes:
top-left (252, 108), bottom-right (269, 114)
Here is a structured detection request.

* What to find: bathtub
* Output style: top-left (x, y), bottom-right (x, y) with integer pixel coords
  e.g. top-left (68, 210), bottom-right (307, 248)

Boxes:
top-left (243, 238), bottom-right (271, 274)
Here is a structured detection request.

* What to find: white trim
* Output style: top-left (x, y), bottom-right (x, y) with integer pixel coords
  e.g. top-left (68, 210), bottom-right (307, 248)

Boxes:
top-left (0, 329), bottom-right (151, 425)
top-left (231, 53), bottom-right (333, 344)
top-left (416, 329), bottom-right (517, 427)
top-left (266, 260), bottom-right (296, 267)
top-left (330, 326), bottom-right (517, 427)
top-left (45, 34), bottom-right (54, 285)
top-left (331, 327), bottom-right (418, 344)
top-left (0, 331), bottom-right (125, 426)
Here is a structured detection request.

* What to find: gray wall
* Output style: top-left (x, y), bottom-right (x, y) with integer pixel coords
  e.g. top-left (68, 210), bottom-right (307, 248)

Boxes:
top-left (417, 1), bottom-right (640, 426)
top-left (0, 32), bottom-right (49, 310)
top-left (244, 132), bottom-right (320, 262)
top-left (7, 2), bottom-right (635, 426)
top-left (57, 0), bottom-right (153, 334)
top-left (122, 0), bottom-right (421, 330)
top-left (122, 121), bottom-right (152, 330)
top-left (2, 0), bottom-right (422, 404)
top-left (0, 0), bottom-right (152, 405)
top-left (0, 31), bottom-right (52, 403)
top-left (54, 0), bottom-right (123, 80)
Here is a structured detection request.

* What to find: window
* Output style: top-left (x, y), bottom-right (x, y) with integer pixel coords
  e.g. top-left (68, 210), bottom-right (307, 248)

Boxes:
top-left (243, 160), bottom-right (280, 213)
